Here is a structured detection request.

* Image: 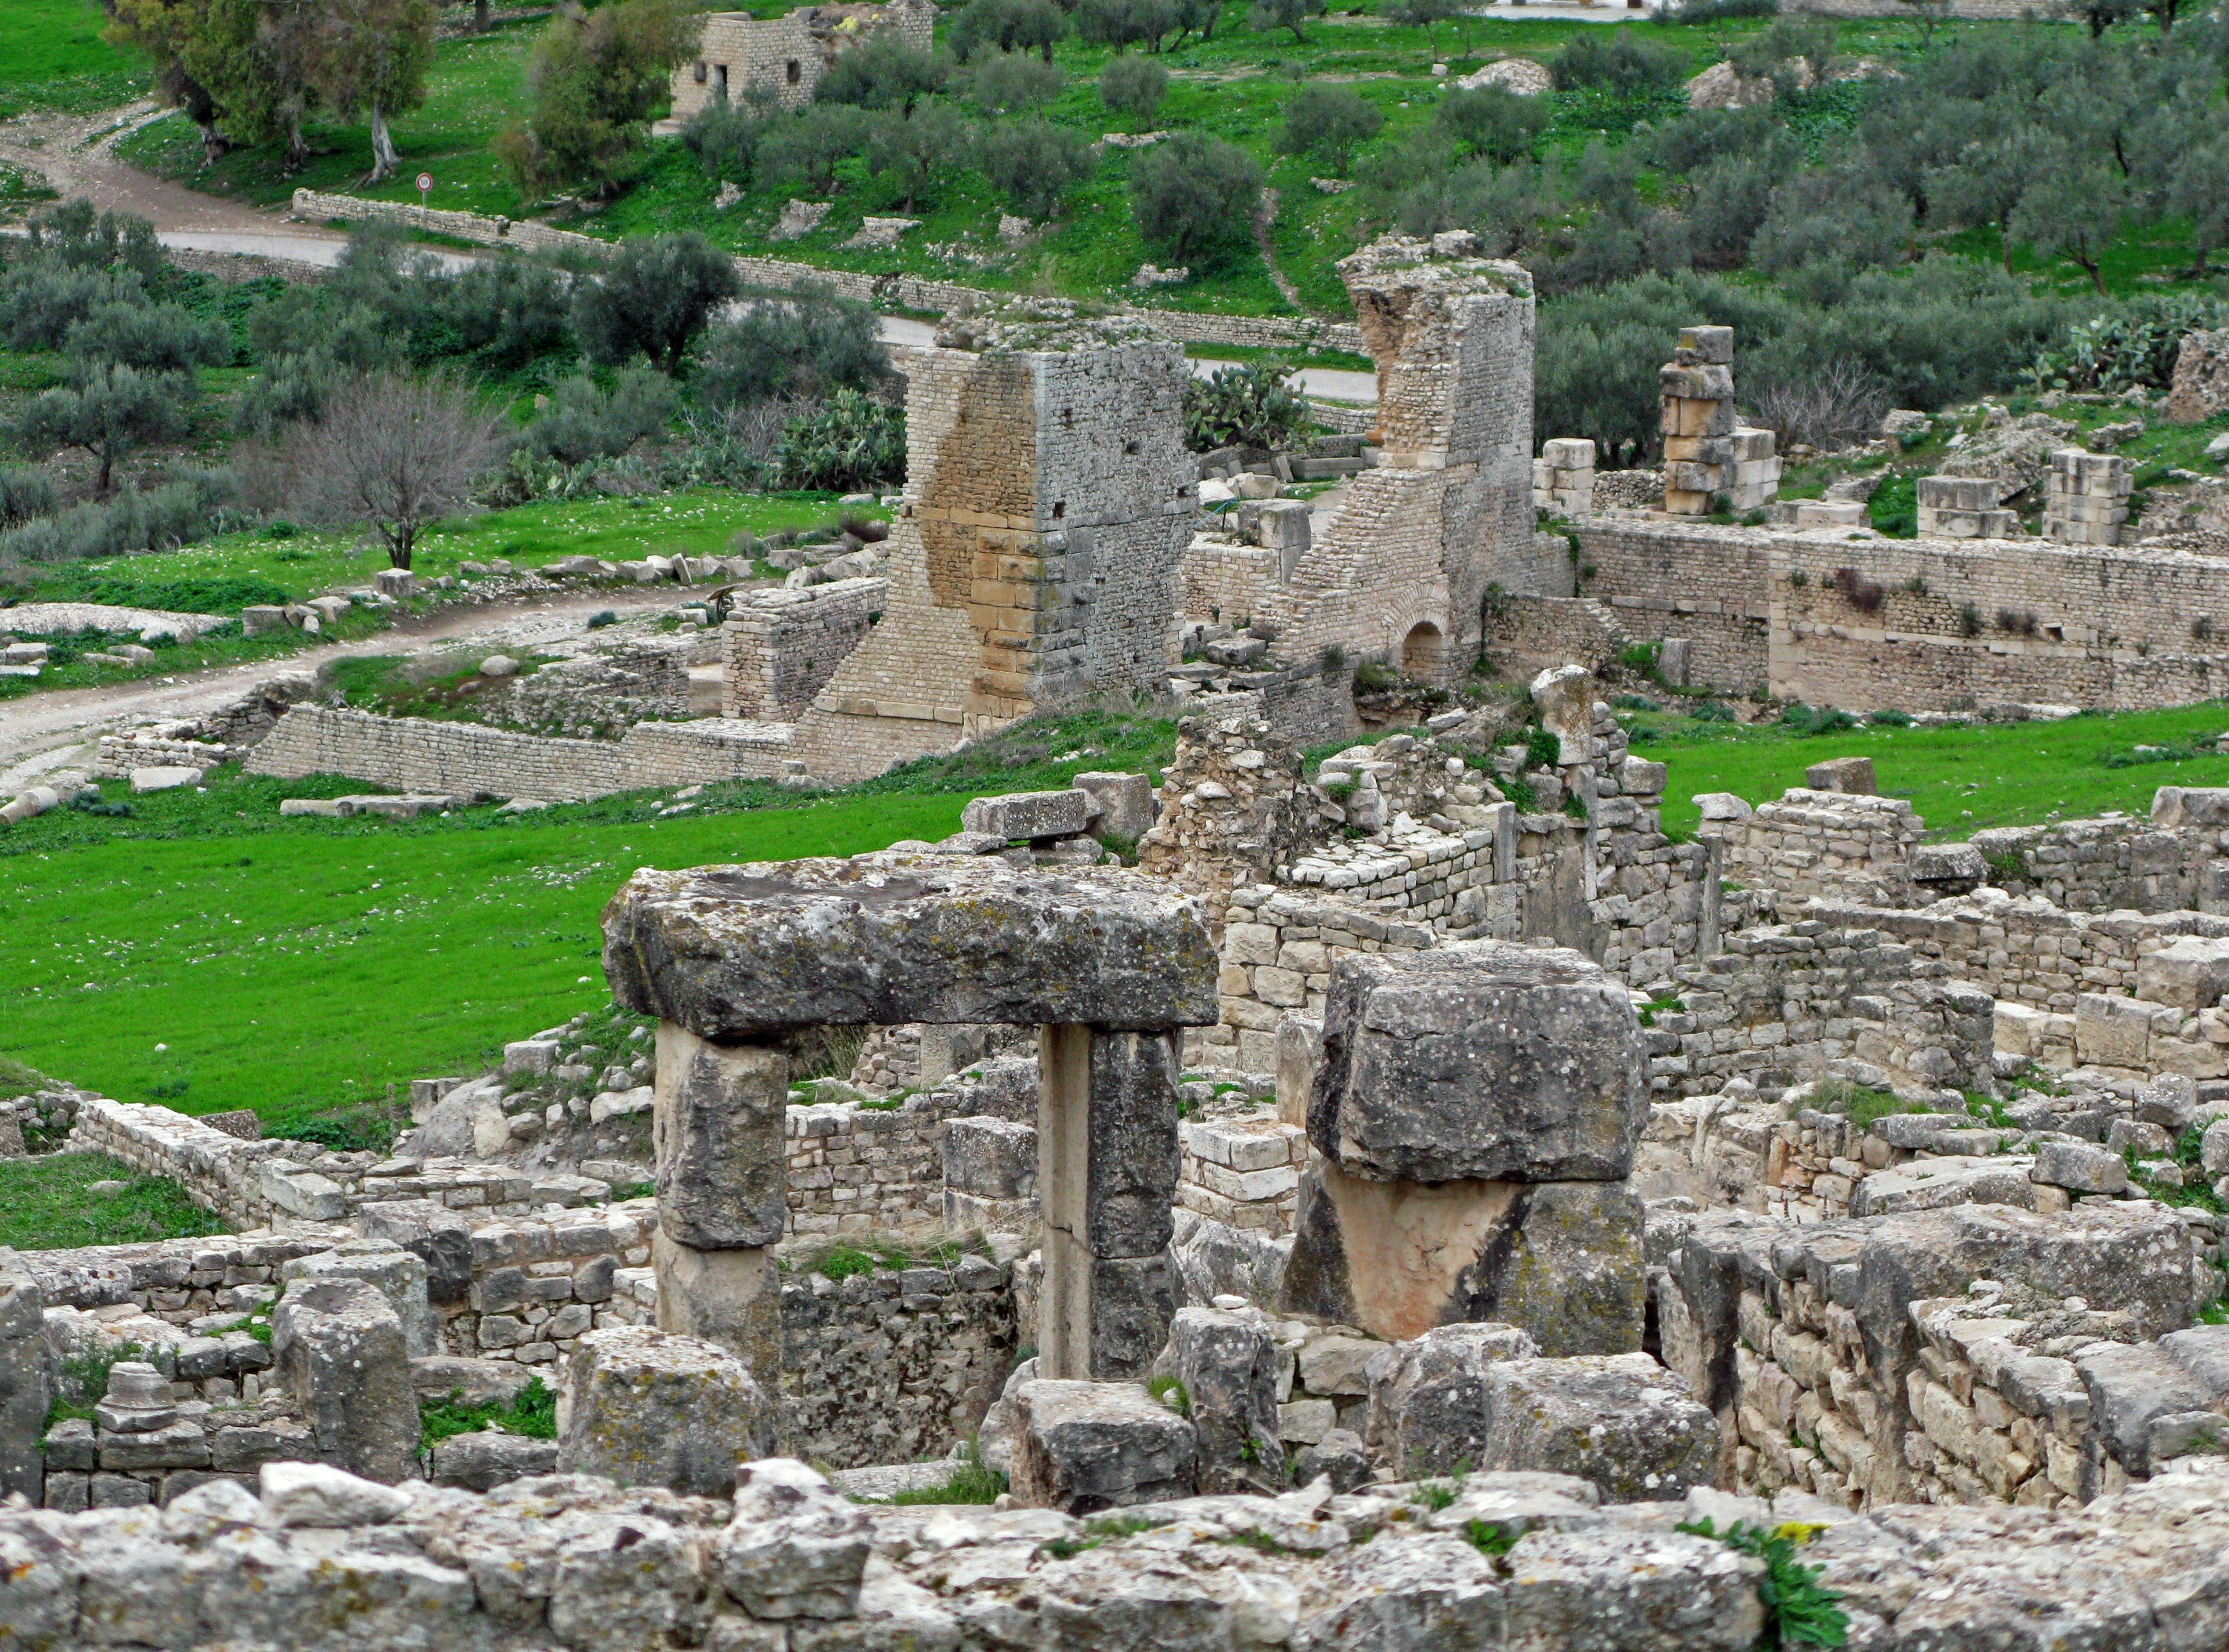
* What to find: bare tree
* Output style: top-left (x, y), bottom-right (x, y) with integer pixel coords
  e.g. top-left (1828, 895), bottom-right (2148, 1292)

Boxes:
top-left (290, 370), bottom-right (508, 568)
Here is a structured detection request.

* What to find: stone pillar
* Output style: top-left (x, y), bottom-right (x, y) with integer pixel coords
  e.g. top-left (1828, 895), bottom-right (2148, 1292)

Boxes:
top-left (651, 1024), bottom-right (785, 1384)
top-left (1660, 326), bottom-right (1779, 516)
top-left (602, 852), bottom-right (1217, 1390)
top-left (1279, 940), bottom-right (1648, 1355)
top-left (1532, 438), bottom-right (1596, 515)
top-left (2043, 449), bottom-right (2130, 547)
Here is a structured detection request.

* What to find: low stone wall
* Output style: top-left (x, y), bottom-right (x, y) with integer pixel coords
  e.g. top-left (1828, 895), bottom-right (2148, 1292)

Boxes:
top-left (1202, 888), bottom-right (1435, 1070)
top-left (1660, 1200), bottom-right (2215, 1512)
top-left (1974, 805), bottom-right (2229, 916)
top-left (1698, 788), bottom-right (1924, 911)
top-left (722, 577), bottom-right (885, 720)
top-left (246, 704), bottom-right (795, 802)
top-left (783, 1098), bottom-right (944, 1238)
top-left (1177, 1111), bottom-right (1305, 1237)
top-left (1480, 593), bottom-right (1630, 679)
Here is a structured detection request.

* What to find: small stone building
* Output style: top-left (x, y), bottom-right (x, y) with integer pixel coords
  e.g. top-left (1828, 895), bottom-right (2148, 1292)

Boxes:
top-left (670, 0), bottom-right (937, 118)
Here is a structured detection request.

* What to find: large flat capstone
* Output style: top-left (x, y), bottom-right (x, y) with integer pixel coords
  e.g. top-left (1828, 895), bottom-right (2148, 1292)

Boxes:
top-left (1310, 940), bottom-right (1646, 1184)
top-left (602, 853), bottom-right (1218, 1037)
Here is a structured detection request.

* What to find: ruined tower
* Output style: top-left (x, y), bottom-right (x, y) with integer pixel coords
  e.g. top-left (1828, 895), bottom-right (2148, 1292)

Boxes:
top-left (794, 301), bottom-right (1196, 782)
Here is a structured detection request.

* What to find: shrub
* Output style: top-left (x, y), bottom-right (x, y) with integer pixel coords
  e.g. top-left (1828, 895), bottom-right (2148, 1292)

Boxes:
top-left (813, 37), bottom-right (950, 113)
top-left (64, 300), bottom-right (232, 373)
top-left (23, 200), bottom-right (165, 282)
top-left (493, 0), bottom-right (701, 197)
top-left (1436, 84), bottom-right (1549, 165)
top-left (756, 103), bottom-right (874, 197)
top-left (682, 98), bottom-right (772, 183)
top-left (1548, 32), bottom-right (1683, 95)
top-left (0, 263), bottom-right (146, 352)
top-left (1831, 565), bottom-right (1884, 612)
top-left (948, 0), bottom-right (1070, 63)
top-left (697, 286), bottom-right (890, 410)
top-left (978, 118), bottom-right (1097, 219)
top-left (17, 362), bottom-right (193, 494)
top-left (1182, 362), bottom-right (1308, 452)
top-left (0, 470), bottom-right (235, 566)
top-left (0, 467), bottom-right (58, 528)
top-left (863, 103), bottom-right (971, 211)
top-left (1274, 83), bottom-right (1384, 176)
top-left (520, 369), bottom-right (679, 464)
top-left (774, 389), bottom-right (907, 491)
top-left (1748, 358), bottom-right (1889, 453)
top-left (2032, 294), bottom-right (2229, 394)
top-left (1099, 53), bottom-right (1169, 121)
top-left (969, 53), bottom-right (1064, 114)
top-left (438, 255), bottom-right (576, 374)
top-left (1129, 132), bottom-right (1263, 268)
top-left (574, 233), bottom-right (742, 374)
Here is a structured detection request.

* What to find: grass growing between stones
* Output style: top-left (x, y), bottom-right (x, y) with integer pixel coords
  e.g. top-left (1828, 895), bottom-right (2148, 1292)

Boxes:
top-left (0, 1152), bottom-right (224, 1252)
top-left (419, 1377), bottom-right (558, 1451)
top-left (860, 1442), bottom-right (1008, 1506)
top-left (1623, 699), bottom-right (2229, 843)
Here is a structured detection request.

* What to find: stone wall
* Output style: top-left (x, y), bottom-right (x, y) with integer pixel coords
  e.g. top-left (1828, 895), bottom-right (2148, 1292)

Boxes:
top-left (488, 644), bottom-right (691, 736)
top-left (1480, 593), bottom-right (1630, 680)
top-left (721, 576), bottom-right (885, 720)
top-left (246, 704), bottom-right (795, 802)
top-left (1698, 788), bottom-right (1925, 912)
top-left (783, 1098), bottom-right (944, 1237)
top-left (1177, 1110), bottom-right (1306, 1238)
top-left (1577, 517), bottom-right (1774, 695)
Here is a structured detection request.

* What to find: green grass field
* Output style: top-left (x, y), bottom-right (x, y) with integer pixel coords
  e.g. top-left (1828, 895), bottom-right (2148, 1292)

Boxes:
top-left (0, 0), bottom-right (145, 120)
top-left (0, 1152), bottom-right (226, 1251)
top-left (0, 705), bottom-right (1175, 1135)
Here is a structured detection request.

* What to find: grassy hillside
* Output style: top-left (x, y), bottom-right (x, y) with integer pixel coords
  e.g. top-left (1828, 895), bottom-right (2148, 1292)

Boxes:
top-left (0, 0), bottom-right (144, 118)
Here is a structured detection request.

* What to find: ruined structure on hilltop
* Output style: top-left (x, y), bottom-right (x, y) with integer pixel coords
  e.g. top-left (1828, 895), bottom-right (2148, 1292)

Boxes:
top-left (668, 0), bottom-right (936, 118)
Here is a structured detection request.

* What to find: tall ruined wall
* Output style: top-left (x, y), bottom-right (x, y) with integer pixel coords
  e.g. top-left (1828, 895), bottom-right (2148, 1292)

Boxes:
top-left (721, 576), bottom-right (885, 720)
top-left (1575, 517), bottom-right (1774, 695)
top-left (795, 308), bottom-right (1194, 781)
top-left (1257, 233), bottom-right (1535, 684)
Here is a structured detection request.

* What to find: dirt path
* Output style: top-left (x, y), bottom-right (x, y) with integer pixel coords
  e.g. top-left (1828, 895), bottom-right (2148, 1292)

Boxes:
top-left (0, 587), bottom-right (688, 791)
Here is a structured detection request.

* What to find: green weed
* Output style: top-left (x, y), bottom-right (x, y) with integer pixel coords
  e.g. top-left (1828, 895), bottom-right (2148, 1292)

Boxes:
top-left (1675, 1518), bottom-right (1848, 1649)
top-left (419, 1376), bottom-right (558, 1451)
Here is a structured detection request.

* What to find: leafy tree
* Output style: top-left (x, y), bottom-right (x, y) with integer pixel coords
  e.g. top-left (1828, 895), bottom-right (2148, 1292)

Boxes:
top-left (1682, 151), bottom-right (1789, 269)
top-left (1274, 83), bottom-right (1383, 176)
top-left (1247, 0), bottom-right (1323, 45)
top-left (1078, 0), bottom-right (1180, 52)
top-left (1924, 128), bottom-right (2029, 271)
top-left (2068, 0), bottom-right (2138, 36)
top-left (18, 364), bottom-right (192, 494)
top-left (2005, 128), bottom-right (2126, 294)
top-left (493, 0), bottom-right (702, 197)
top-left (313, 0), bottom-right (437, 184)
top-left (439, 255), bottom-right (576, 373)
top-left (697, 286), bottom-right (890, 409)
top-left (978, 118), bottom-right (1095, 218)
top-left (1892, 0), bottom-right (1949, 47)
top-left (1384, 0), bottom-right (1463, 49)
top-left (1098, 53), bottom-right (1169, 121)
top-left (288, 370), bottom-right (508, 568)
top-left (574, 233), bottom-right (742, 374)
top-left (99, 0), bottom-right (230, 161)
top-left (2167, 131), bottom-right (2229, 275)
top-left (1548, 31), bottom-right (1683, 94)
top-left (190, 0), bottom-right (326, 171)
top-left (0, 265), bottom-right (147, 352)
top-left (949, 0), bottom-right (1070, 63)
top-left (1129, 132), bottom-right (1262, 266)
top-left (1390, 157), bottom-right (1543, 257)
top-left (518, 368), bottom-right (677, 463)
top-left (1172, 0), bottom-right (1227, 44)
top-left (683, 96), bottom-right (774, 183)
top-left (1435, 84), bottom-right (1548, 164)
top-left (969, 53), bottom-right (1063, 113)
top-left (1729, 15), bottom-right (1836, 92)
top-left (1750, 157), bottom-right (1913, 273)
top-left (65, 301), bottom-right (233, 373)
top-left (814, 37), bottom-right (950, 114)
top-left (863, 103), bottom-right (970, 211)
top-left (22, 200), bottom-right (164, 283)
top-left (756, 103), bottom-right (873, 196)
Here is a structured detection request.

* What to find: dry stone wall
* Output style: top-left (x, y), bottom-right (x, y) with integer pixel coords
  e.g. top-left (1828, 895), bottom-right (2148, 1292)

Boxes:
top-left (720, 576), bottom-right (884, 719)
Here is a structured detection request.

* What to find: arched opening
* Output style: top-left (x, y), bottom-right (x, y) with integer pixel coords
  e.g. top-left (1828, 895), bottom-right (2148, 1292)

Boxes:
top-left (1401, 621), bottom-right (1444, 680)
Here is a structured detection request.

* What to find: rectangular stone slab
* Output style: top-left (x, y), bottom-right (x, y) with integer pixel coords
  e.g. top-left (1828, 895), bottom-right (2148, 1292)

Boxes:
top-left (603, 853), bottom-right (1217, 1037)
top-left (1310, 939), bottom-right (1646, 1184)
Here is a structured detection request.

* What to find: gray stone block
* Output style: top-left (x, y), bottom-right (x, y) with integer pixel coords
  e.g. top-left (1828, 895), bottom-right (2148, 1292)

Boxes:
top-left (270, 1276), bottom-right (419, 1484)
top-left (653, 1025), bottom-right (787, 1251)
top-left (1502, 1526), bottom-right (1763, 1650)
top-left (1804, 756), bottom-right (1876, 795)
top-left (602, 854), bottom-right (1218, 1037)
top-left (282, 1238), bottom-right (435, 1359)
top-left (1294, 1531), bottom-right (1505, 1650)
top-left (716, 1458), bottom-right (872, 1620)
top-left (1292, 1426), bottom-right (1373, 1494)
top-left (1469, 1354), bottom-right (1716, 1502)
top-left (0, 1251), bottom-right (47, 1504)
top-left (942, 1115), bottom-right (1037, 1200)
top-left (410, 1355), bottom-right (535, 1407)
top-left (2075, 1341), bottom-right (2213, 1475)
top-left (428, 1430), bottom-right (561, 1491)
top-left (1073, 772), bottom-right (1158, 842)
top-left (2031, 1141), bottom-right (2128, 1194)
top-left (1364, 1322), bottom-right (1539, 1477)
top-left (556, 1326), bottom-right (769, 1498)
top-left (1310, 940), bottom-right (1646, 1185)
top-left (962, 789), bottom-right (1091, 841)
top-left (1085, 1030), bottom-right (1181, 1257)
top-left (1009, 1380), bottom-right (1198, 1513)
top-left (356, 1200), bottom-right (474, 1306)
top-left (2161, 1325), bottom-right (2229, 1399)
top-left (1163, 1308), bottom-right (1282, 1496)
top-left (2138, 937), bottom-right (2229, 1013)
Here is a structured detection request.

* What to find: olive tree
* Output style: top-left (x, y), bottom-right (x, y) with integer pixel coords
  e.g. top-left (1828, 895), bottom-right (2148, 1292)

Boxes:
top-left (574, 232), bottom-right (742, 374)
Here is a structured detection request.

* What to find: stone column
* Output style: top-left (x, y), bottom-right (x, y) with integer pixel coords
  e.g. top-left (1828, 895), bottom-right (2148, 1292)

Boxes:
top-left (650, 1023), bottom-right (786, 1384)
top-left (1660, 325), bottom-right (1780, 516)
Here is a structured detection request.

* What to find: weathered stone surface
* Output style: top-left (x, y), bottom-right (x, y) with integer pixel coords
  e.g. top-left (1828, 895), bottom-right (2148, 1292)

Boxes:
top-left (356, 1199), bottom-right (474, 1306)
top-left (1804, 756), bottom-right (1876, 795)
top-left (942, 1115), bottom-right (1037, 1200)
top-left (1472, 1354), bottom-right (1718, 1502)
top-left (1293, 1427), bottom-right (1375, 1494)
top-left (716, 1457), bottom-right (872, 1619)
top-left (559, 1326), bottom-right (768, 1497)
top-left (1283, 1160), bottom-right (1643, 1352)
top-left (270, 1276), bottom-right (419, 1484)
top-left (2031, 1141), bottom-right (2128, 1194)
top-left (428, 1429), bottom-right (561, 1491)
top-left (1083, 1029), bottom-right (1182, 1257)
top-left (1310, 941), bottom-right (1646, 1184)
top-left (1294, 1530), bottom-right (1505, 1651)
top-left (2138, 936), bottom-right (2229, 1013)
top-left (282, 1237), bottom-right (436, 1358)
top-left (410, 1355), bottom-right (535, 1408)
top-left (962, 789), bottom-right (1091, 841)
top-left (1163, 1308), bottom-right (1283, 1495)
top-left (1365, 1322), bottom-right (1539, 1477)
top-left (1531, 665), bottom-right (1597, 764)
top-left (259, 1460), bottom-right (409, 1527)
top-left (1009, 1380), bottom-right (1198, 1513)
top-left (2073, 1341), bottom-right (2214, 1476)
top-left (1910, 842), bottom-right (1985, 893)
top-left (654, 1231), bottom-right (781, 1385)
top-left (654, 1024), bottom-right (787, 1250)
top-left (0, 1251), bottom-right (46, 1503)
top-left (1073, 771), bottom-right (1157, 842)
top-left (603, 854), bottom-right (1218, 1036)
top-left (1502, 1525), bottom-right (1765, 1650)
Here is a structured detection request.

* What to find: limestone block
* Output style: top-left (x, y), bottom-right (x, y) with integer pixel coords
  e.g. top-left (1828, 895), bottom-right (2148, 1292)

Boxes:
top-left (1849, 1156), bottom-right (2043, 1216)
top-left (654, 1232), bottom-right (781, 1384)
top-left (1293, 1427), bottom-right (1374, 1494)
top-left (1503, 1527), bottom-right (1763, 1649)
top-left (1364, 1322), bottom-right (1539, 1476)
top-left (410, 1355), bottom-right (535, 1408)
top-left (240, 606), bottom-right (290, 638)
top-left (1910, 843), bottom-right (1985, 894)
top-left (1163, 1307), bottom-right (1282, 1496)
top-left (716, 1458), bottom-right (871, 1619)
top-left (2030, 1141), bottom-right (2127, 1195)
top-left (962, 789), bottom-right (1092, 841)
top-left (1994, 1001), bottom-right (2048, 1059)
top-left (1009, 1380), bottom-right (1198, 1513)
top-left (428, 1430), bottom-right (560, 1491)
top-left (1693, 793), bottom-right (1751, 823)
top-left (1072, 772), bottom-right (1157, 842)
top-left (2159, 1325), bottom-right (2229, 1398)
top-left (1466, 1354), bottom-right (1717, 1502)
top-left (357, 1200), bottom-right (474, 1307)
top-left (1083, 1029), bottom-right (1182, 1257)
top-left (2137, 937), bottom-right (2229, 1013)
top-left (1284, 1160), bottom-right (1643, 1351)
top-left (2075, 993), bottom-right (2152, 1069)
top-left (1275, 1015), bottom-right (1323, 1130)
top-left (1295, 1531), bottom-right (1506, 1651)
top-left (556, 1326), bottom-right (770, 1498)
top-left (259, 1460), bottom-right (409, 1527)
top-left (372, 567), bottom-right (416, 598)
top-left (0, 1252), bottom-right (46, 1503)
top-left (1530, 665), bottom-right (1598, 764)
top-left (654, 1025), bottom-right (787, 1251)
top-left (1794, 500), bottom-right (1865, 529)
top-left (1310, 940), bottom-right (1645, 1184)
top-left (1298, 1336), bottom-right (1380, 1397)
top-left (282, 1238), bottom-right (435, 1358)
top-left (943, 1115), bottom-right (1037, 1200)
top-left (1803, 756), bottom-right (1875, 795)
top-left (129, 766), bottom-right (201, 792)
top-left (603, 854), bottom-right (1218, 1038)
top-left (2074, 1341), bottom-right (2213, 1476)
top-left (270, 1276), bottom-right (419, 1484)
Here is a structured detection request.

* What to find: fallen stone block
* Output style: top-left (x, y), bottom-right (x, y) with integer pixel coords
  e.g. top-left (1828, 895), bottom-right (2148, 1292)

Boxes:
top-left (270, 1276), bottom-right (419, 1484)
top-left (1364, 1322), bottom-right (1539, 1477)
top-left (129, 766), bottom-right (201, 793)
top-left (1162, 1307), bottom-right (1283, 1496)
top-left (1849, 1155), bottom-right (2043, 1216)
top-left (260, 1460), bottom-right (410, 1527)
top-left (1009, 1379), bottom-right (1198, 1513)
top-left (1294, 1530), bottom-right (1506, 1650)
top-left (282, 1238), bottom-right (435, 1358)
top-left (1470, 1354), bottom-right (1718, 1502)
top-left (962, 789), bottom-right (1092, 841)
top-left (715, 1457), bottom-right (871, 1619)
top-left (2031, 1141), bottom-right (2128, 1195)
top-left (556, 1326), bottom-right (769, 1497)
top-left (1073, 771), bottom-right (1157, 842)
top-left (1502, 1525), bottom-right (1765, 1650)
top-left (428, 1430), bottom-right (560, 1491)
